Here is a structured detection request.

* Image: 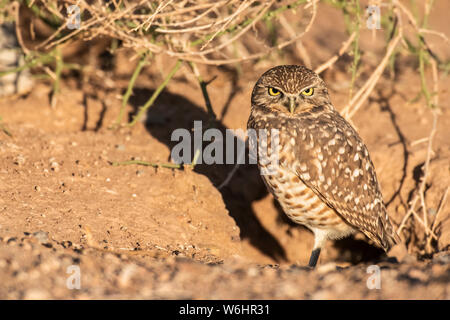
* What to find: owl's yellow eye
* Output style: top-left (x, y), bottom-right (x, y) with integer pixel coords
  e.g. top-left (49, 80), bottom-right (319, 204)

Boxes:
top-left (268, 87), bottom-right (281, 96)
top-left (301, 88), bottom-right (314, 96)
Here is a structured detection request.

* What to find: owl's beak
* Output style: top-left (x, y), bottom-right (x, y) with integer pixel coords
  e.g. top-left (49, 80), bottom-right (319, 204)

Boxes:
top-left (289, 97), bottom-right (296, 114)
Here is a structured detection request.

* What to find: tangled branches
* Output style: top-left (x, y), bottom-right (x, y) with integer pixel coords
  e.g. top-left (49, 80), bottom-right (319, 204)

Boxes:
top-left (31, 0), bottom-right (317, 65)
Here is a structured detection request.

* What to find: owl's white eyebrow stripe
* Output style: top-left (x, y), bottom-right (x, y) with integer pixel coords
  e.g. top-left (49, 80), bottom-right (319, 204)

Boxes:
top-left (299, 84), bottom-right (316, 92)
top-left (266, 85), bottom-right (283, 92)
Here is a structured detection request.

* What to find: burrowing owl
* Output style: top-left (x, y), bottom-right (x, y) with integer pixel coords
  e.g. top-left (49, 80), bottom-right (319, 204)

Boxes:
top-left (247, 65), bottom-right (399, 267)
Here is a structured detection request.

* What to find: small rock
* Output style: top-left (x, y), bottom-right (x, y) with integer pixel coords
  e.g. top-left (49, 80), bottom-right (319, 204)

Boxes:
top-left (32, 231), bottom-right (49, 244)
top-left (136, 170), bottom-right (144, 177)
top-left (433, 252), bottom-right (450, 264)
top-left (14, 154), bottom-right (26, 166)
top-left (118, 264), bottom-right (137, 287)
top-left (408, 269), bottom-right (428, 282)
top-left (247, 267), bottom-right (259, 277)
top-left (6, 237), bottom-right (17, 244)
top-left (50, 161), bottom-right (59, 172)
top-left (316, 262), bottom-right (337, 275)
top-left (115, 144), bottom-right (126, 151)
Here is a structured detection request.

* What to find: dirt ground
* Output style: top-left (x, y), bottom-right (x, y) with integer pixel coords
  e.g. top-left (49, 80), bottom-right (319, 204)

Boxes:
top-left (0, 2), bottom-right (449, 299)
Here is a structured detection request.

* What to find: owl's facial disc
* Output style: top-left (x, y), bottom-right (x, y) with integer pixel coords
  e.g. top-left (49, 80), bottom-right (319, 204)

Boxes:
top-left (267, 85), bottom-right (317, 114)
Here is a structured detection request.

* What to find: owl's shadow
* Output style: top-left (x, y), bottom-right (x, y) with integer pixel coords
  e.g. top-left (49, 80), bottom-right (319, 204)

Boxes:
top-left (274, 200), bottom-right (385, 264)
top-left (129, 88), bottom-right (287, 262)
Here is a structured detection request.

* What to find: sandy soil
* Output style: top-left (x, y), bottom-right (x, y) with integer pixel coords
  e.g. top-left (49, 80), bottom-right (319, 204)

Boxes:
top-left (0, 2), bottom-right (449, 299)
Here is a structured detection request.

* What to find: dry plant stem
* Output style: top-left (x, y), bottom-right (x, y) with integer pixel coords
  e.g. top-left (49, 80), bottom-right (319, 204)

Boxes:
top-left (36, 20), bottom-right (69, 50)
top-left (397, 110), bottom-right (439, 242)
top-left (13, 2), bottom-right (30, 55)
top-left (411, 209), bottom-right (437, 240)
top-left (154, 1), bottom-right (228, 28)
top-left (314, 31), bottom-right (356, 74)
top-left (432, 187), bottom-right (449, 234)
top-left (394, 0), bottom-right (442, 252)
top-left (43, 16), bottom-right (99, 50)
top-left (419, 110), bottom-right (438, 234)
top-left (341, 12), bottom-right (402, 118)
top-left (347, 0), bottom-right (361, 103)
top-left (141, 0), bottom-right (175, 31)
top-left (129, 1), bottom-right (227, 20)
top-left (189, 0), bottom-right (275, 47)
top-left (410, 137), bottom-right (429, 147)
top-left (51, 47), bottom-right (63, 108)
top-left (183, 0), bottom-right (276, 57)
top-left (0, 50), bottom-right (57, 77)
top-left (44, 0), bottom-right (153, 50)
top-left (173, 0), bottom-right (313, 63)
top-left (187, 62), bottom-right (214, 169)
top-left (430, 58), bottom-right (439, 107)
top-left (188, 62), bottom-right (217, 125)
top-left (198, 0), bottom-right (257, 51)
top-left (175, 1), bottom-right (316, 65)
top-left (128, 59), bottom-right (182, 127)
top-left (395, 0), bottom-right (442, 63)
top-left (397, 196), bottom-right (419, 235)
top-left (427, 187), bottom-right (449, 250)
top-left (112, 160), bottom-right (181, 169)
top-left (112, 52), bottom-right (149, 128)
top-left (154, 1), bottom-right (254, 34)
top-left (279, 15), bottom-right (311, 69)
top-left (418, 28), bottom-right (449, 43)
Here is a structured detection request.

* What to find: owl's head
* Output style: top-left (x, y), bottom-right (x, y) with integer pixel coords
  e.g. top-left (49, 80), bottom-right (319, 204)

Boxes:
top-left (251, 65), bottom-right (332, 115)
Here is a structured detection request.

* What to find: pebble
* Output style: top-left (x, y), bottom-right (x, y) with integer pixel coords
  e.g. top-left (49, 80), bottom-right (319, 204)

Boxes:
top-left (136, 170), bottom-right (144, 177)
top-left (115, 144), bottom-right (126, 151)
top-left (118, 264), bottom-right (138, 287)
top-left (32, 231), bottom-right (49, 244)
top-left (316, 262), bottom-right (337, 275)
top-left (433, 252), bottom-right (450, 264)
top-left (408, 269), bottom-right (429, 282)
top-left (50, 161), bottom-right (60, 172)
top-left (14, 154), bottom-right (26, 166)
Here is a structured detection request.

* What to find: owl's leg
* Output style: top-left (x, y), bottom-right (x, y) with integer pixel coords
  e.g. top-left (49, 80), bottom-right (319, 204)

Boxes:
top-left (308, 248), bottom-right (321, 267)
top-left (308, 229), bottom-right (327, 268)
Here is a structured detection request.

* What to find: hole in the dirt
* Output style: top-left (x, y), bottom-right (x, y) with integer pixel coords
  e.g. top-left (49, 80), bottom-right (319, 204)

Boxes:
top-left (99, 50), bottom-right (115, 71)
top-left (332, 237), bottom-right (385, 265)
top-left (409, 162), bottom-right (432, 202)
top-left (412, 162), bottom-right (425, 185)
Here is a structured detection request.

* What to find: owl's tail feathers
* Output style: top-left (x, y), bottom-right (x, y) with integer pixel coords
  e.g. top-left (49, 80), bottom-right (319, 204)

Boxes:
top-left (377, 213), bottom-right (401, 252)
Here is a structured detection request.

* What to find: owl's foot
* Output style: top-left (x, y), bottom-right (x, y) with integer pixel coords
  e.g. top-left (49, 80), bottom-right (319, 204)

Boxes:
top-left (308, 248), bottom-right (321, 268)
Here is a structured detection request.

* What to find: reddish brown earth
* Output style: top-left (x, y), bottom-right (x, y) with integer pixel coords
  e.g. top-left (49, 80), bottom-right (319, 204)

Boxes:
top-left (0, 2), bottom-right (449, 299)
